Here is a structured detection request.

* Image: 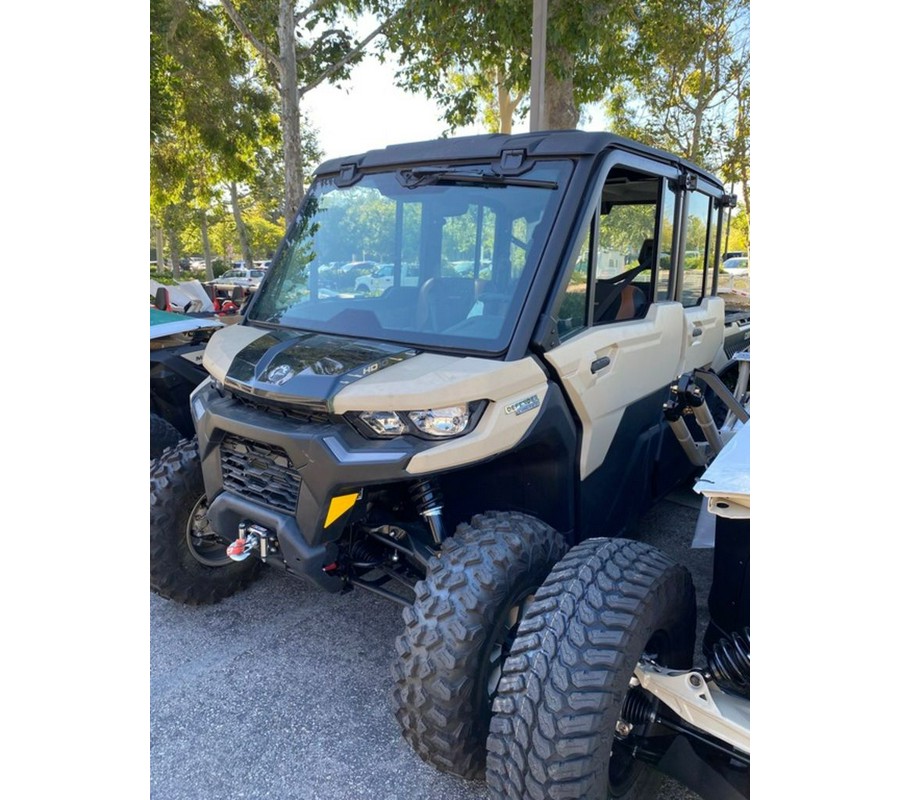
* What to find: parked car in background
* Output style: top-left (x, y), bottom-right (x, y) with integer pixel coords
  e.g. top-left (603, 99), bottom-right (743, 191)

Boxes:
top-left (722, 256), bottom-right (749, 276)
top-left (204, 267), bottom-right (267, 292)
top-left (354, 263), bottom-right (419, 294)
top-left (322, 260), bottom-right (377, 291)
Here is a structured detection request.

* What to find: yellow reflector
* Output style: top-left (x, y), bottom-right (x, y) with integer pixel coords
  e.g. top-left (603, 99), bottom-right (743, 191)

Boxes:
top-left (325, 493), bottom-right (359, 528)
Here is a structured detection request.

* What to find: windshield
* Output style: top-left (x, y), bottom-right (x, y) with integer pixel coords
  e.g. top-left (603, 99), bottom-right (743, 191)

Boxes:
top-left (249, 161), bottom-right (572, 353)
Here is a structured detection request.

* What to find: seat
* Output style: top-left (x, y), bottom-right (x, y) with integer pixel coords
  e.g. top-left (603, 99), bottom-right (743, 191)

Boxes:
top-left (593, 238), bottom-right (654, 323)
top-left (613, 284), bottom-right (647, 320)
top-left (416, 277), bottom-right (479, 330)
top-left (154, 287), bottom-right (171, 311)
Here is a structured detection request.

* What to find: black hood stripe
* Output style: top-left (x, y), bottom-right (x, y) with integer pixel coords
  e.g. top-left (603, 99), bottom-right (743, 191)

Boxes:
top-left (224, 330), bottom-right (419, 406)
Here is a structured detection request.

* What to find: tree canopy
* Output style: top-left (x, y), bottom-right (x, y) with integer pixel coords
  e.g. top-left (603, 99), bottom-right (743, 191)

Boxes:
top-left (151, 0), bottom-right (750, 270)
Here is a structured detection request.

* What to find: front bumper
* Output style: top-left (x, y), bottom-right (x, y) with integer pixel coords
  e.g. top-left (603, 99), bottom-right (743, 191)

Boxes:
top-left (191, 380), bottom-right (432, 590)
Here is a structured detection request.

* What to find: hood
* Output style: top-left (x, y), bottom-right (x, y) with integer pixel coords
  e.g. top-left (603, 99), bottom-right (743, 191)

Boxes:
top-left (203, 322), bottom-right (548, 416)
top-left (202, 324), bottom-right (418, 407)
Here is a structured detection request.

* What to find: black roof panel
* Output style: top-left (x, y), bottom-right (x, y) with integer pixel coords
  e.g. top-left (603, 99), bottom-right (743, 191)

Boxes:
top-left (314, 129), bottom-right (721, 187)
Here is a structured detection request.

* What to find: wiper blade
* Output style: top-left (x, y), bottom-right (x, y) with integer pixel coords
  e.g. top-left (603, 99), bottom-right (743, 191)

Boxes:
top-left (396, 167), bottom-right (557, 190)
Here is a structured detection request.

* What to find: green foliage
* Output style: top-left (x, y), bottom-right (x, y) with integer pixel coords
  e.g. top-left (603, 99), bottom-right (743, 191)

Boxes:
top-left (385, 0), bottom-right (634, 131)
top-left (558, 287), bottom-right (587, 323)
top-left (724, 206), bottom-right (749, 253)
top-left (606, 0), bottom-right (749, 175)
top-left (684, 255), bottom-right (704, 271)
top-left (150, 0), bottom-right (179, 140)
top-left (150, 1), bottom-right (328, 273)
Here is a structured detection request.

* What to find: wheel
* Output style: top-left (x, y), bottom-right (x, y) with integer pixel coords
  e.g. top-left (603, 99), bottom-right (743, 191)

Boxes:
top-left (391, 511), bottom-right (567, 779)
top-left (357, 283), bottom-right (371, 294)
top-left (150, 437), bottom-right (263, 605)
top-left (150, 412), bottom-right (182, 460)
top-left (486, 538), bottom-right (696, 800)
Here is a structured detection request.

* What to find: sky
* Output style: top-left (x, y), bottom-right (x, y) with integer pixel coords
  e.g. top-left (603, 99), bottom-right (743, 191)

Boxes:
top-left (302, 48), bottom-right (607, 162)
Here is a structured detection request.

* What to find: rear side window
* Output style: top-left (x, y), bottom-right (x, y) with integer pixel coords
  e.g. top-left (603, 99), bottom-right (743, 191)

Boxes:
top-left (681, 192), bottom-right (713, 307)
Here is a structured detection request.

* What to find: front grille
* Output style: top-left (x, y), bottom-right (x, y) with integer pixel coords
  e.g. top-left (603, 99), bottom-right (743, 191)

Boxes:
top-left (228, 391), bottom-right (330, 424)
top-left (220, 436), bottom-right (301, 514)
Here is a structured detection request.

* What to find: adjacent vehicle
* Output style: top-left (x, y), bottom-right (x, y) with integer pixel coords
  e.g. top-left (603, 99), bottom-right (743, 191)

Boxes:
top-left (149, 308), bottom-right (221, 459)
top-left (487, 353), bottom-right (750, 800)
top-left (150, 130), bottom-right (748, 780)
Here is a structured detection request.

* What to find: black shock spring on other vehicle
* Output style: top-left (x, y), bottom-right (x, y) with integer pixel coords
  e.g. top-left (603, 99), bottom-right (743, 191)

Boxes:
top-left (620, 687), bottom-right (655, 726)
top-left (409, 479), bottom-right (445, 544)
top-left (707, 627), bottom-right (750, 696)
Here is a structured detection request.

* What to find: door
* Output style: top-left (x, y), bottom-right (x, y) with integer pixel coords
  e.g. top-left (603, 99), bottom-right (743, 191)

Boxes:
top-left (677, 181), bottom-right (726, 373)
top-left (543, 154), bottom-right (689, 538)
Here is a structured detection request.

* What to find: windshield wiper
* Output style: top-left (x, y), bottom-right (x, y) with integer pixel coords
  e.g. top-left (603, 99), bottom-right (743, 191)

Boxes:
top-left (396, 167), bottom-right (557, 190)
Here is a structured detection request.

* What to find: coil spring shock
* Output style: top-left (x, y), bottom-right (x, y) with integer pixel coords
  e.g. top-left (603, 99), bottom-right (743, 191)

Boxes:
top-left (707, 627), bottom-right (750, 696)
top-left (409, 479), bottom-right (445, 544)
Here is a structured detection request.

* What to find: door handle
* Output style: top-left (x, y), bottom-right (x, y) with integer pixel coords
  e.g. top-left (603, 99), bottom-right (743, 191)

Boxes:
top-left (691, 327), bottom-right (703, 338)
top-left (591, 356), bottom-right (610, 373)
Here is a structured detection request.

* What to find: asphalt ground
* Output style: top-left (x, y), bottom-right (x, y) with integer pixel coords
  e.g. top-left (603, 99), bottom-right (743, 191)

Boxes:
top-left (150, 492), bottom-right (712, 800)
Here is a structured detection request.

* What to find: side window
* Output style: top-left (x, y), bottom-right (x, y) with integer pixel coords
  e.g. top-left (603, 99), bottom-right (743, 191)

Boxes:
top-left (656, 181), bottom-right (677, 300)
top-left (556, 222), bottom-right (591, 339)
top-left (592, 169), bottom-right (663, 325)
top-left (682, 192), bottom-right (712, 307)
top-left (440, 205), bottom-right (497, 278)
top-left (509, 216), bottom-right (530, 279)
top-left (554, 165), bottom-right (668, 338)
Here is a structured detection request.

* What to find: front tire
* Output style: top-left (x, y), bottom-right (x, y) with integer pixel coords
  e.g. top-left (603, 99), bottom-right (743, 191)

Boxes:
top-left (150, 412), bottom-right (182, 460)
top-left (391, 511), bottom-right (567, 779)
top-left (486, 538), bottom-right (696, 800)
top-left (150, 438), bottom-right (263, 605)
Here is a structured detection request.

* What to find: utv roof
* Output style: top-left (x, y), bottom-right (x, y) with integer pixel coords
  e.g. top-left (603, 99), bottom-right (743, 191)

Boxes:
top-left (315, 129), bottom-right (721, 188)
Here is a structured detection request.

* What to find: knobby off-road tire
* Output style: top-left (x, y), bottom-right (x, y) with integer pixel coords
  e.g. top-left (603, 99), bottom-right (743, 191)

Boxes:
top-left (392, 511), bottom-right (567, 780)
top-left (486, 538), bottom-right (696, 800)
top-left (150, 412), bottom-right (182, 460)
top-left (150, 437), bottom-right (262, 605)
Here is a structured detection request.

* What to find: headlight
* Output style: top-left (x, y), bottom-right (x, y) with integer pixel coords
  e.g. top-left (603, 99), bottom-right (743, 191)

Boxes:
top-left (358, 411), bottom-right (408, 436)
top-left (408, 405), bottom-right (469, 437)
top-left (349, 401), bottom-right (485, 440)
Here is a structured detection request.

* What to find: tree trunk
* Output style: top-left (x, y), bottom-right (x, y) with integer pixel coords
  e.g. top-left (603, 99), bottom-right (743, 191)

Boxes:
top-left (167, 226), bottom-right (182, 280)
top-left (199, 212), bottom-right (214, 281)
top-left (543, 48), bottom-right (578, 129)
top-left (155, 227), bottom-right (165, 273)
top-left (230, 182), bottom-right (254, 269)
top-left (278, 0), bottom-right (304, 231)
top-left (497, 68), bottom-right (515, 134)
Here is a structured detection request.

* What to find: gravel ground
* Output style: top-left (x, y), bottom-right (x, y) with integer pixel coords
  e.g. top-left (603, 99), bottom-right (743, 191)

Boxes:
top-left (150, 492), bottom-right (712, 800)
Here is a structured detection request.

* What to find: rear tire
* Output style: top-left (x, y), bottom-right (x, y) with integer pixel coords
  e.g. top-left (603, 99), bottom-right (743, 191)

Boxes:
top-left (486, 537), bottom-right (696, 800)
top-left (150, 438), bottom-right (263, 605)
top-left (391, 511), bottom-right (567, 779)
